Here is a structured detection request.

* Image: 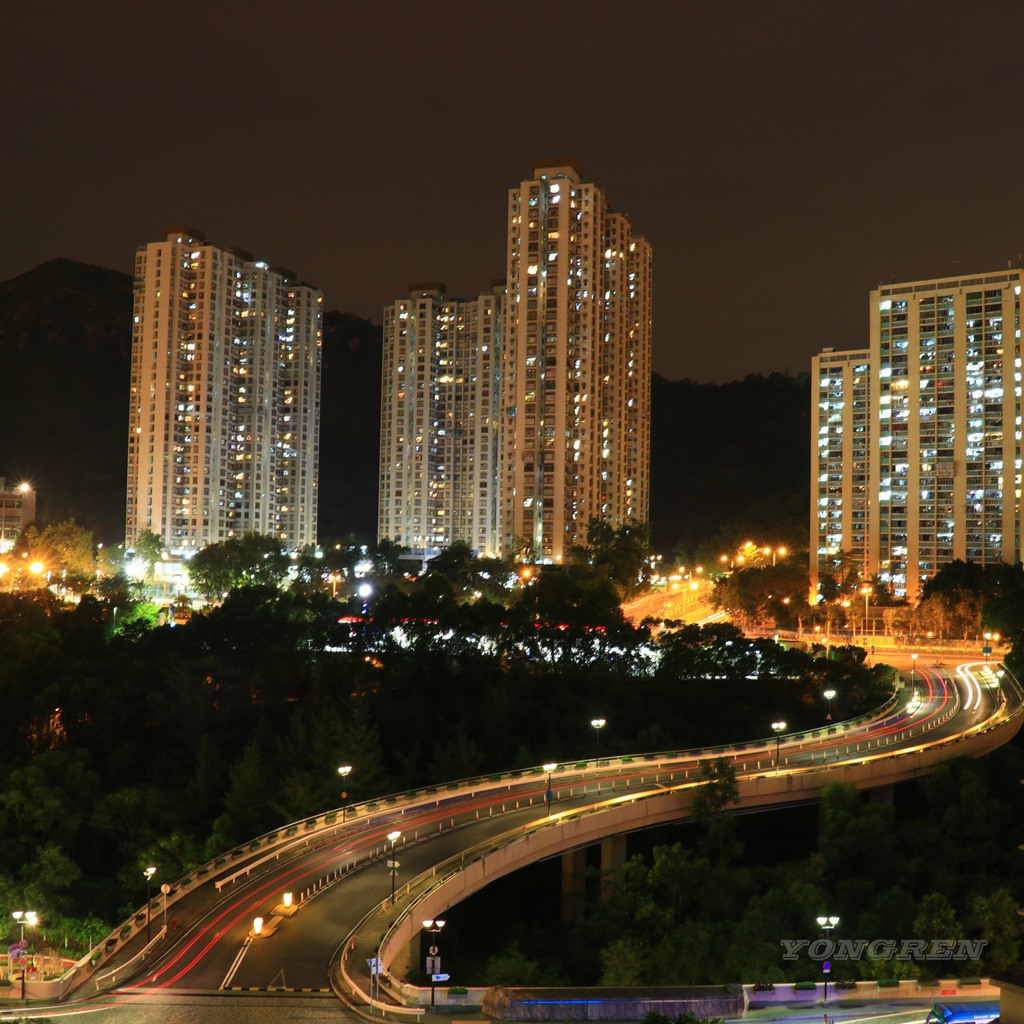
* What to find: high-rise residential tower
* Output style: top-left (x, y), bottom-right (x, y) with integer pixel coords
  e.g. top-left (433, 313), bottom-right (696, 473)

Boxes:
top-left (501, 161), bottom-right (652, 563)
top-left (378, 284), bottom-right (501, 558)
top-left (126, 227), bottom-right (322, 557)
top-left (812, 266), bottom-right (1022, 603)
top-left (810, 348), bottom-right (872, 600)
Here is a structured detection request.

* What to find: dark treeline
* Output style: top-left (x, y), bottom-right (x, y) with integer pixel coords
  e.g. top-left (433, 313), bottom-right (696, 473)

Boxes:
top-left (0, 587), bottom-right (888, 938)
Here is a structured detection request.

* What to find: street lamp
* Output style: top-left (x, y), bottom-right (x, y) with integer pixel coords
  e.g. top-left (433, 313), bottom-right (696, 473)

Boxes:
top-left (823, 689), bottom-right (836, 723)
top-left (358, 583), bottom-right (373, 615)
top-left (771, 721), bottom-right (787, 774)
top-left (338, 765), bottom-right (353, 821)
top-left (590, 718), bottom-right (606, 760)
top-left (143, 866), bottom-right (157, 943)
top-left (543, 762), bottom-right (558, 817)
top-left (11, 910), bottom-right (35, 942)
top-left (422, 918), bottom-right (447, 1008)
top-left (860, 585), bottom-right (872, 642)
top-left (911, 652), bottom-right (919, 699)
top-left (387, 831), bottom-right (402, 907)
top-left (816, 915), bottom-right (839, 1003)
top-left (12, 911), bottom-right (36, 1000)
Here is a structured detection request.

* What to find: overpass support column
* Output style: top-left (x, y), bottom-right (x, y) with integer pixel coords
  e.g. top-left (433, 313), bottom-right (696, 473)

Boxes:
top-left (600, 836), bottom-right (627, 900)
top-left (561, 849), bottom-right (587, 923)
top-left (869, 784), bottom-right (895, 806)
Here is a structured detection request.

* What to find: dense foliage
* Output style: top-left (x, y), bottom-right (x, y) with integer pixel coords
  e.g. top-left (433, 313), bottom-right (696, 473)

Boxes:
top-left (0, 585), bottom-right (888, 949)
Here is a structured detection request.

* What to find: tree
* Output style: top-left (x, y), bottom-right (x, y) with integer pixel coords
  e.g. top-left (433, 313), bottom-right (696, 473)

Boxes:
top-left (690, 758), bottom-right (741, 862)
top-left (571, 518), bottom-right (651, 599)
top-left (16, 520), bottom-right (95, 593)
top-left (186, 533), bottom-right (291, 599)
top-left (133, 529), bottom-right (164, 579)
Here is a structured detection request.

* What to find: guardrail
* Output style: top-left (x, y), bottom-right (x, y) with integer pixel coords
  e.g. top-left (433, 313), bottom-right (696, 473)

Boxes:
top-left (82, 661), bottom-right (1019, 998)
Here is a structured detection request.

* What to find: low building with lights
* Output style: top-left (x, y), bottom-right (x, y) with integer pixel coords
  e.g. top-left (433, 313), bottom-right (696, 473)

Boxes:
top-left (0, 479), bottom-right (36, 554)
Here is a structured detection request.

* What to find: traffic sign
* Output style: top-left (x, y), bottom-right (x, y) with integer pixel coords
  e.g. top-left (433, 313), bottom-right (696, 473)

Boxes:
top-left (428, 945), bottom-right (438, 956)
top-left (366, 957), bottom-right (382, 975)
top-left (822, 961), bottom-right (831, 974)
top-left (432, 973), bottom-right (450, 982)
top-left (426, 955), bottom-right (441, 974)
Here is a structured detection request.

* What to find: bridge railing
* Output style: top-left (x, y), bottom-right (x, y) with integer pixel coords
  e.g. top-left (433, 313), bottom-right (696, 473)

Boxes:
top-left (85, 661), bottom-right (1021, 994)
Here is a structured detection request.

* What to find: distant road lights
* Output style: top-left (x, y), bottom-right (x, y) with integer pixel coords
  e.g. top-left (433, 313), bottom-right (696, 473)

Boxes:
top-left (543, 762), bottom-right (558, 817)
top-left (823, 689), bottom-right (836, 722)
top-left (771, 721), bottom-right (787, 774)
top-left (327, 573), bottom-right (341, 599)
top-left (387, 831), bottom-right (402, 906)
top-left (590, 718), bottom-right (606, 760)
top-left (143, 866), bottom-right (157, 943)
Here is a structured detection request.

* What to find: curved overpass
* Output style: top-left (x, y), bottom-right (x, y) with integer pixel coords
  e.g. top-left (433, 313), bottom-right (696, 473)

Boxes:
top-left (77, 658), bottom-right (1022, 1011)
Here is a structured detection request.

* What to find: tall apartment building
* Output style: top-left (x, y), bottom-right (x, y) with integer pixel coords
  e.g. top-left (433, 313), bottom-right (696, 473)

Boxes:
top-left (812, 267), bottom-right (1022, 602)
top-left (810, 349), bottom-right (871, 600)
top-left (501, 161), bottom-right (652, 562)
top-left (378, 285), bottom-right (501, 558)
top-left (126, 227), bottom-right (322, 557)
top-left (377, 163), bottom-right (652, 565)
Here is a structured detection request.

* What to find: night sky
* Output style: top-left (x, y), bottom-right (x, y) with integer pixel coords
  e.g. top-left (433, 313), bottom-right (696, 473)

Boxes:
top-left (7, 1), bottom-right (1024, 382)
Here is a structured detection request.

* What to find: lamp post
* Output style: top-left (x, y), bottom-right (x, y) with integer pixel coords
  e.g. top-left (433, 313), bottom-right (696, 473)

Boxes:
top-left (543, 762), bottom-right (558, 817)
top-left (823, 689), bottom-right (836, 723)
top-left (911, 652), bottom-right (918, 699)
top-left (860, 586), bottom-right (872, 643)
top-left (143, 866), bottom-right (157, 943)
top-left (816, 915), bottom-right (839, 1003)
top-left (338, 765), bottom-right (353, 821)
top-left (12, 911), bottom-right (36, 999)
top-left (590, 718), bottom-right (606, 761)
top-left (422, 918), bottom-right (446, 1008)
top-left (771, 721), bottom-right (787, 774)
top-left (387, 831), bottom-right (401, 907)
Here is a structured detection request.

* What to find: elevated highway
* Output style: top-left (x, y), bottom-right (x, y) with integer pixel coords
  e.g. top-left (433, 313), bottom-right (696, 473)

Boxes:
top-left (70, 658), bottom-right (1022, 1015)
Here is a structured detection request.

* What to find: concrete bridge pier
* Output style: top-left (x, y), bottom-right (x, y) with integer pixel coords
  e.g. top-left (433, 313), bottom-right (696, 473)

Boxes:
top-left (560, 849), bottom-right (587, 922)
top-left (600, 836), bottom-right (627, 899)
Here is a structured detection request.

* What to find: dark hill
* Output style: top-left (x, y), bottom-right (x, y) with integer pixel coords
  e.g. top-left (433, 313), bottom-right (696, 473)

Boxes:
top-left (0, 260), bottom-right (810, 553)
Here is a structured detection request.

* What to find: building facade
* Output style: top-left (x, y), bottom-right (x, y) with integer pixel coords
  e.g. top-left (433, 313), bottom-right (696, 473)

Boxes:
top-left (126, 227), bottom-right (322, 557)
top-left (812, 267), bottom-right (1022, 602)
top-left (500, 162), bottom-right (652, 563)
top-left (810, 348), bottom-right (871, 600)
top-left (376, 163), bottom-right (652, 566)
top-left (378, 285), bottom-right (501, 558)
top-left (0, 479), bottom-right (36, 554)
